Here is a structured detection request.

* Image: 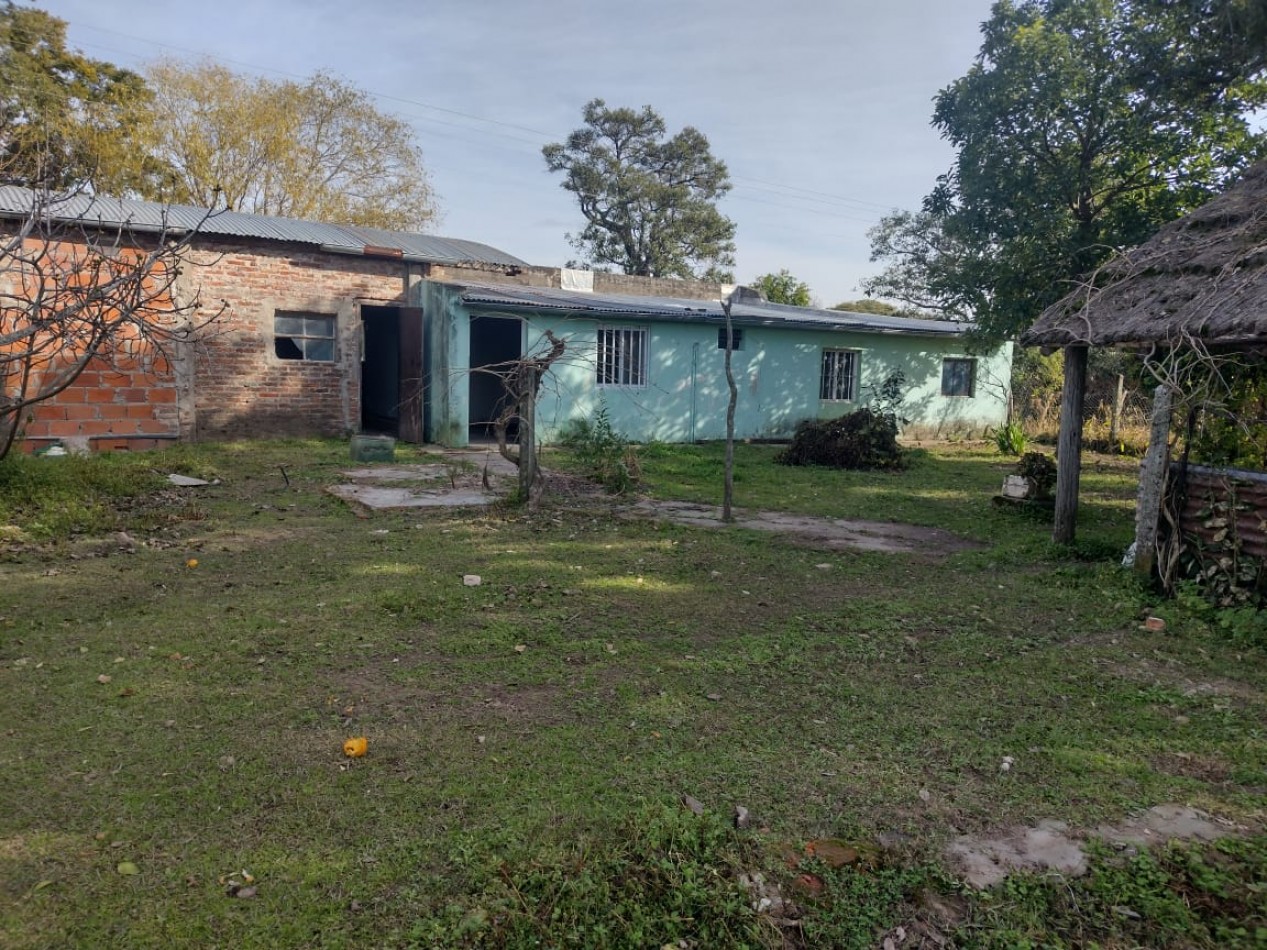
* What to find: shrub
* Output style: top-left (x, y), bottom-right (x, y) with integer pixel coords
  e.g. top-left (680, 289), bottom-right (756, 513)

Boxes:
top-left (558, 401), bottom-right (640, 493)
top-left (994, 421), bottom-right (1028, 456)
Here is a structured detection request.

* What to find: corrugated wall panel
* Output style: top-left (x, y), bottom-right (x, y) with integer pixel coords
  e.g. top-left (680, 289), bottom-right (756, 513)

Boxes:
top-left (1173, 464), bottom-right (1267, 560)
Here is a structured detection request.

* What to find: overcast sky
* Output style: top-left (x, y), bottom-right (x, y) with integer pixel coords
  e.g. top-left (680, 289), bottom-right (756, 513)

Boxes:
top-left (44, 0), bottom-right (996, 307)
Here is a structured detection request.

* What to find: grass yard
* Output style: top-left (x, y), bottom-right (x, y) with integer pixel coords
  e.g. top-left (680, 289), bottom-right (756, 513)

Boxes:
top-left (0, 440), bottom-right (1263, 948)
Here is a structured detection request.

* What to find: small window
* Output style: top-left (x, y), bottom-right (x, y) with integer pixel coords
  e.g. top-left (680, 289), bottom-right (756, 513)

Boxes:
top-left (275, 311), bottom-right (336, 362)
top-left (717, 326), bottom-right (744, 350)
top-left (820, 349), bottom-right (858, 401)
top-left (942, 358), bottom-right (976, 397)
top-left (597, 326), bottom-right (648, 387)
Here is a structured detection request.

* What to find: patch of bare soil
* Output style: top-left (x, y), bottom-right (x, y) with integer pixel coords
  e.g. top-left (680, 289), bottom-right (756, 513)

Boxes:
top-left (948, 805), bottom-right (1242, 888)
top-left (622, 500), bottom-right (982, 557)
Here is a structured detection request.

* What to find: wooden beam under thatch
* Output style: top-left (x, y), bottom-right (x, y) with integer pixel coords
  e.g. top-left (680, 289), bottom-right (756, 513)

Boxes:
top-left (1023, 160), bottom-right (1267, 350)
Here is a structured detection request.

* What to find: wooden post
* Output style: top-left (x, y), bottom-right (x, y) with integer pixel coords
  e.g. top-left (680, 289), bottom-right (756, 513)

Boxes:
top-left (1053, 345), bottom-right (1088, 544)
top-left (1108, 372), bottom-right (1126, 446)
top-left (721, 299), bottom-right (737, 523)
top-left (1132, 384), bottom-right (1174, 578)
top-left (518, 366), bottom-right (538, 500)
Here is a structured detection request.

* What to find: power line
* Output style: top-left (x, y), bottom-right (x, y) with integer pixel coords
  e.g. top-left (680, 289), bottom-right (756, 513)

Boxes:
top-left (70, 21), bottom-right (901, 223)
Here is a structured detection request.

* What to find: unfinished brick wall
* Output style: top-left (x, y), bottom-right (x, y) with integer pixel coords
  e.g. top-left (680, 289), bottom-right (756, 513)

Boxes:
top-left (7, 227), bottom-right (414, 450)
top-left (177, 238), bottom-right (409, 440)
top-left (22, 360), bottom-right (181, 451)
top-left (3, 229), bottom-right (185, 452)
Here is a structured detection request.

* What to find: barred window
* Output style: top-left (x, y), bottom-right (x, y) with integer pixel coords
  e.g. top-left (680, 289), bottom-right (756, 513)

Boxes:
top-left (941, 358), bottom-right (976, 397)
top-left (820, 349), bottom-right (858, 401)
top-left (717, 326), bottom-right (744, 350)
top-left (275, 311), bottom-right (336, 362)
top-left (596, 326), bottom-right (648, 387)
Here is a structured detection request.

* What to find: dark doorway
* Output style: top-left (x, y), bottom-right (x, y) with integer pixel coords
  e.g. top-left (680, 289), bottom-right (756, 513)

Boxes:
top-left (361, 305), bottom-right (424, 442)
top-left (469, 316), bottom-right (522, 442)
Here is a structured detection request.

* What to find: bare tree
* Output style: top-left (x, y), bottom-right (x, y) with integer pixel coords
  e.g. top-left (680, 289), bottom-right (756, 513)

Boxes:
top-left (490, 329), bottom-right (567, 505)
top-left (0, 186), bottom-right (222, 458)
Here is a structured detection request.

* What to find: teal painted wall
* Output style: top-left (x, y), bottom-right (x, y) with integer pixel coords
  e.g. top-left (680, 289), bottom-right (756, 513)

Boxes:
top-left (420, 283), bottom-right (1013, 447)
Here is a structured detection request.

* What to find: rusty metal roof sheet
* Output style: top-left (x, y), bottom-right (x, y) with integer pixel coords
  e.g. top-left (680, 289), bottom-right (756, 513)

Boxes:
top-left (0, 186), bottom-right (527, 267)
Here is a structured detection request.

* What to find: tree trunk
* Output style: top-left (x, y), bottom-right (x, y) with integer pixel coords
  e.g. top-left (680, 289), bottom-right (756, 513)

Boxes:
top-left (1053, 345), bottom-right (1088, 544)
top-left (518, 366), bottom-right (539, 502)
top-left (722, 301), bottom-right (737, 523)
top-left (1132, 384), bottom-right (1173, 579)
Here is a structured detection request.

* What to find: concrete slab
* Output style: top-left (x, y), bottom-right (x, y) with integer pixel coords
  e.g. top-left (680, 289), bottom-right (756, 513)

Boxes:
top-left (949, 805), bottom-right (1237, 889)
top-left (327, 484), bottom-right (495, 509)
top-left (341, 466), bottom-right (449, 481)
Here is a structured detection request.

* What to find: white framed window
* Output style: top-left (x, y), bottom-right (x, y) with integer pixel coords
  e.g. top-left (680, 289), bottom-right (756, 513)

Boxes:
top-left (820, 349), bottom-right (858, 401)
top-left (941, 358), bottom-right (976, 397)
top-left (275, 311), bottom-right (336, 362)
top-left (596, 326), bottom-right (648, 387)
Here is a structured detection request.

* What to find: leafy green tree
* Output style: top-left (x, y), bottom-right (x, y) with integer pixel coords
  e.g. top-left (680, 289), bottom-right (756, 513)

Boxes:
top-left (752, 270), bottom-right (811, 306)
top-left (864, 0), bottom-right (1267, 342)
top-left (543, 99), bottom-right (736, 279)
top-left (0, 2), bottom-right (157, 192)
top-left (143, 60), bottom-right (439, 230)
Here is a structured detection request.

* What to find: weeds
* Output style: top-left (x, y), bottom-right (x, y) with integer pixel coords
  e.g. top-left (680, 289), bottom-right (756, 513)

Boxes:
top-left (993, 421), bottom-right (1028, 456)
top-left (557, 400), bottom-right (640, 493)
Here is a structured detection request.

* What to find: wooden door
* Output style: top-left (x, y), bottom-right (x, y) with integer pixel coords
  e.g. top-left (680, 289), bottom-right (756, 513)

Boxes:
top-left (397, 306), bottom-right (424, 443)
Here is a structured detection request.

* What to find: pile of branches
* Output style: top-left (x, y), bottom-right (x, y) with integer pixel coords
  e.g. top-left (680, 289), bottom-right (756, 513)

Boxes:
top-left (776, 408), bottom-right (907, 471)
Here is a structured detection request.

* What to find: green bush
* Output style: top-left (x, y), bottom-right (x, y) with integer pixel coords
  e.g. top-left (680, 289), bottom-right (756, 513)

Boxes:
top-left (994, 422), bottom-right (1028, 456)
top-left (558, 402), bottom-right (640, 493)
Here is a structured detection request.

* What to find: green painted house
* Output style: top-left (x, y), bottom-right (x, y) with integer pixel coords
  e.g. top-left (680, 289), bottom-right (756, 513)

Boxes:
top-left (418, 279), bottom-right (1012, 447)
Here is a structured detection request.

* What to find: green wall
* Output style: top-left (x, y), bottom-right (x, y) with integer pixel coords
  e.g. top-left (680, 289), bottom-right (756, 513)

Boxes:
top-left (420, 282), bottom-right (1013, 447)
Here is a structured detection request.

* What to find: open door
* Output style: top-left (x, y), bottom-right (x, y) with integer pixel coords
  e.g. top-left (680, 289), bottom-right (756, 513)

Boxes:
top-left (361, 305), bottom-right (424, 442)
top-left (398, 306), bottom-right (424, 444)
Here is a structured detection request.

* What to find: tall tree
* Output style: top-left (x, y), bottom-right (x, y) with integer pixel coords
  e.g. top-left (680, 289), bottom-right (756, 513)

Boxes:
top-left (864, 0), bottom-right (1267, 341)
top-left (0, 3), bottom-right (156, 192)
top-left (751, 270), bottom-right (811, 306)
top-left (543, 99), bottom-right (736, 280)
top-left (143, 60), bottom-right (439, 230)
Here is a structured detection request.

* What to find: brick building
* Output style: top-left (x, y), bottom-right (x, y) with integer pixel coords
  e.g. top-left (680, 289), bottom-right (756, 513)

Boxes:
top-left (0, 188), bottom-right (526, 451)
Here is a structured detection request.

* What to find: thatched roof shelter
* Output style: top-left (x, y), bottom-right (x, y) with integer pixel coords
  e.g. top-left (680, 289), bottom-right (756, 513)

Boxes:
top-left (1024, 160), bottom-right (1267, 349)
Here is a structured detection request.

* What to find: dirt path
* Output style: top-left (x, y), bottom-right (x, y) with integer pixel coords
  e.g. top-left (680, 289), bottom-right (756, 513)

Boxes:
top-left (622, 499), bottom-right (983, 557)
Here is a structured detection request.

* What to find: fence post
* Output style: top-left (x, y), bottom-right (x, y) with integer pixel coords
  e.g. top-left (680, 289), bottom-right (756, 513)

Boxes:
top-left (1053, 345), bottom-right (1088, 544)
top-left (1133, 384), bottom-right (1174, 578)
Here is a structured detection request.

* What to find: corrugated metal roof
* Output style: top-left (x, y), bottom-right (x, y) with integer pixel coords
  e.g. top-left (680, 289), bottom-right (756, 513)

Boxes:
top-left (0, 186), bottom-right (527, 267)
top-left (457, 282), bottom-right (972, 337)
